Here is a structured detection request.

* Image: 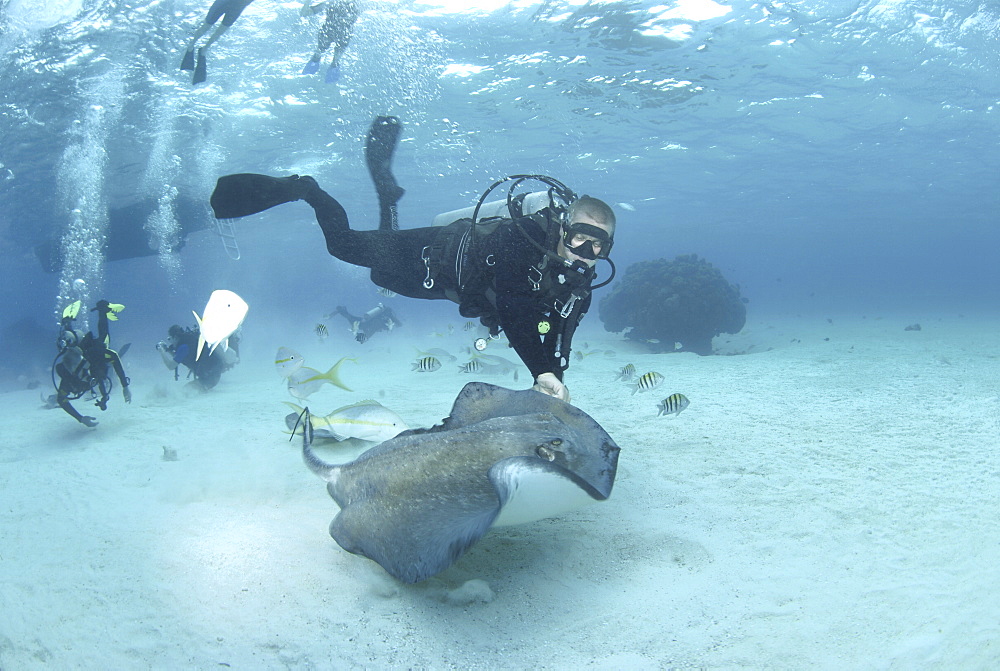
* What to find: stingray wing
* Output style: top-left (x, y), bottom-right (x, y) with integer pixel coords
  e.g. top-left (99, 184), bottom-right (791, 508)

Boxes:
top-left (329, 491), bottom-right (500, 584)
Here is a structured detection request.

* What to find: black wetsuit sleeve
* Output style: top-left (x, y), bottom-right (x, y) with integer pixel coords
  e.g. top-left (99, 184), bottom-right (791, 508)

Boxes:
top-left (493, 221), bottom-right (563, 381)
top-left (107, 350), bottom-right (128, 388)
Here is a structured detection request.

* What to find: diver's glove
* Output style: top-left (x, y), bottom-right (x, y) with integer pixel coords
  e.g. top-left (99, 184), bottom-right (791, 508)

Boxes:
top-left (80, 416), bottom-right (98, 428)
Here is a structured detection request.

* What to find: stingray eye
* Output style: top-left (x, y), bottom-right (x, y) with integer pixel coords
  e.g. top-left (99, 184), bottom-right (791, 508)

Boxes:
top-left (536, 445), bottom-right (557, 461)
top-left (551, 439), bottom-right (562, 446)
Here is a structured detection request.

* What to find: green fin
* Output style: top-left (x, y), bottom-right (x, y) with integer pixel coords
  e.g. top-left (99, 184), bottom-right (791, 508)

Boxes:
top-left (62, 300), bottom-right (81, 320)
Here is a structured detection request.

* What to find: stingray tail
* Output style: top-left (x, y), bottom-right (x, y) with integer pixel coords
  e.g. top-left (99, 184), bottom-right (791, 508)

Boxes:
top-left (300, 408), bottom-right (342, 483)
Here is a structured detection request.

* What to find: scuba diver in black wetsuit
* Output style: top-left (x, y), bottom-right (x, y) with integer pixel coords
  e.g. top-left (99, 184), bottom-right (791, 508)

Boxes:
top-left (331, 303), bottom-right (400, 343)
top-left (210, 116), bottom-right (617, 402)
top-left (52, 300), bottom-right (131, 427)
top-left (157, 324), bottom-right (240, 390)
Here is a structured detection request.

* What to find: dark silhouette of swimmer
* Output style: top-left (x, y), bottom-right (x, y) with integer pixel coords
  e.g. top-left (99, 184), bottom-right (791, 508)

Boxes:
top-left (332, 303), bottom-right (400, 343)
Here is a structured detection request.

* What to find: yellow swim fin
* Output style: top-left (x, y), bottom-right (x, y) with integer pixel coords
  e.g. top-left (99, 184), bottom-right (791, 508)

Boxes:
top-left (62, 300), bottom-right (82, 320)
top-left (106, 302), bottom-right (125, 321)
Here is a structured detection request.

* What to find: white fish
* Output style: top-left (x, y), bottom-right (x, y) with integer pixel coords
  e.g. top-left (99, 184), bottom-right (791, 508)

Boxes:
top-left (615, 202), bottom-right (636, 211)
top-left (193, 290), bottom-right (248, 361)
top-left (285, 400), bottom-right (409, 443)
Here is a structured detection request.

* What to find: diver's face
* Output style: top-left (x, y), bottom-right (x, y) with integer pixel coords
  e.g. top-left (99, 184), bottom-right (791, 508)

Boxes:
top-left (557, 213), bottom-right (613, 268)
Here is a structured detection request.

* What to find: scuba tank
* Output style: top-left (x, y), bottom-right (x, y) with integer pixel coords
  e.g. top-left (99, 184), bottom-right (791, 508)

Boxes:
top-left (430, 191), bottom-right (553, 227)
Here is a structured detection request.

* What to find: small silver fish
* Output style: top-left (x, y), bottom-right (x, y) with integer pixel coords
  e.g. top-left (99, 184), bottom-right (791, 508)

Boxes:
top-left (631, 371), bottom-right (664, 395)
top-left (376, 287), bottom-right (397, 298)
top-left (615, 363), bottom-right (636, 382)
top-left (657, 393), bottom-right (690, 417)
top-left (412, 356), bottom-right (441, 372)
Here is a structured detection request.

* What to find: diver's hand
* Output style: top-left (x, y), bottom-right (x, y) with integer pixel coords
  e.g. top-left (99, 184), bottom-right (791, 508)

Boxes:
top-left (532, 372), bottom-right (570, 403)
top-left (80, 416), bottom-right (98, 428)
top-left (123, 386), bottom-right (132, 404)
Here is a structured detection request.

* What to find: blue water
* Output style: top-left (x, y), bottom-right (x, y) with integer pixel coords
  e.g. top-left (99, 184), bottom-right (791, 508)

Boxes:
top-left (2, 2), bottom-right (999, 665)
top-left (2, 0), bottom-right (998, 369)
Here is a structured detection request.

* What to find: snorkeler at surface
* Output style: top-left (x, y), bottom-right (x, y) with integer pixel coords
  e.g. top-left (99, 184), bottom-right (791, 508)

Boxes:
top-left (300, 0), bottom-right (361, 83)
top-left (180, 0), bottom-right (257, 84)
top-left (210, 117), bottom-right (616, 403)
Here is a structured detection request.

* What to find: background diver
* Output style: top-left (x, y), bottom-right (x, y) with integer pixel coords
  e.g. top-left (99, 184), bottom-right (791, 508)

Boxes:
top-left (51, 300), bottom-right (131, 427)
top-left (330, 302), bottom-right (399, 343)
top-left (157, 323), bottom-right (240, 390)
top-left (210, 116), bottom-right (617, 402)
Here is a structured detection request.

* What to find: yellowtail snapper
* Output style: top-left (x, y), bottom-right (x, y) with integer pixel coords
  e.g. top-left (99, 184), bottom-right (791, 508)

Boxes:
top-left (657, 393), bottom-right (690, 416)
top-left (284, 400), bottom-right (408, 443)
top-left (275, 347), bottom-right (305, 378)
top-left (287, 357), bottom-right (356, 399)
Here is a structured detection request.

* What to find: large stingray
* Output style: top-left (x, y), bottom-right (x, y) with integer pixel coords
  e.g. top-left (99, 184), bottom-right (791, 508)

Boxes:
top-left (302, 382), bottom-right (621, 583)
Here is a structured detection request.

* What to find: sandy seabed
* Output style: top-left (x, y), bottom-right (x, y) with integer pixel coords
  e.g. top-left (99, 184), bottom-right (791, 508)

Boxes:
top-left (1, 313), bottom-right (998, 669)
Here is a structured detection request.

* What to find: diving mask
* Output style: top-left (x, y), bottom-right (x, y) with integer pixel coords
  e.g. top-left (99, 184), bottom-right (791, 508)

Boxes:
top-left (562, 222), bottom-right (614, 260)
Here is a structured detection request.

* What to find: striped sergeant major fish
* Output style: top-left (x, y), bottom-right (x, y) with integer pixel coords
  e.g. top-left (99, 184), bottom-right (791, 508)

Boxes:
top-left (458, 359), bottom-right (482, 374)
top-left (630, 371), bottom-right (664, 395)
top-left (615, 363), bottom-right (636, 382)
top-left (657, 393), bottom-right (690, 417)
top-left (412, 356), bottom-right (442, 372)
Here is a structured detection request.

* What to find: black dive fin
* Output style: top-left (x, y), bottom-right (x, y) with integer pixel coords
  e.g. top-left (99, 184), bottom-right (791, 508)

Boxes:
top-left (365, 116), bottom-right (404, 231)
top-left (180, 49), bottom-right (195, 71)
top-left (211, 174), bottom-right (307, 219)
top-left (192, 49), bottom-right (207, 84)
